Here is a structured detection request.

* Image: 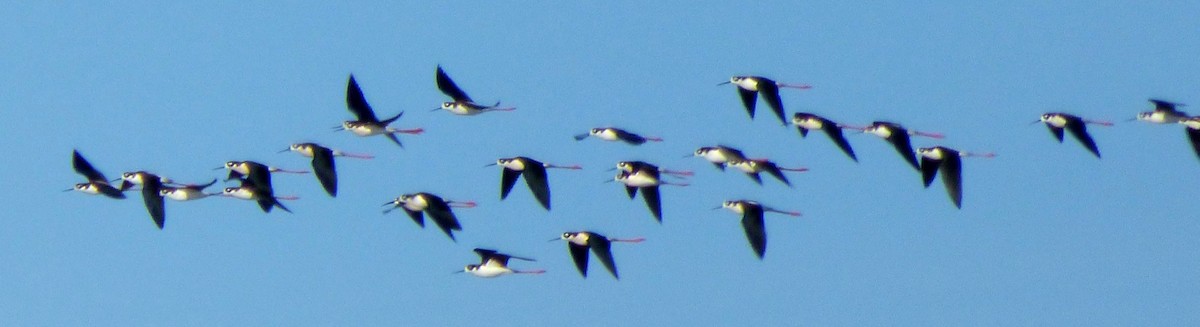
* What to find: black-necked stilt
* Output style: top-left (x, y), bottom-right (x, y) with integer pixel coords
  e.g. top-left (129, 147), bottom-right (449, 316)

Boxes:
top-left (384, 192), bottom-right (476, 241)
top-left (792, 113), bottom-right (858, 162)
top-left (726, 158), bottom-right (808, 187)
top-left (1036, 113), bottom-right (1111, 158)
top-left (488, 156), bottom-right (581, 210)
top-left (852, 121), bottom-right (944, 171)
top-left (460, 248), bottom-right (545, 278)
top-left (613, 167), bottom-right (688, 223)
top-left (218, 160), bottom-right (307, 193)
top-left (717, 200), bottom-right (802, 259)
top-left (917, 146), bottom-right (994, 209)
top-left (691, 145), bottom-right (747, 171)
top-left (718, 75), bottom-right (811, 126)
top-left (434, 65), bottom-right (514, 115)
top-left (119, 171), bottom-right (171, 229)
top-left (67, 150), bottom-right (125, 199)
top-left (159, 179), bottom-right (218, 201)
top-left (336, 75), bottom-right (424, 147)
top-left (283, 143), bottom-right (373, 197)
top-left (1136, 99), bottom-right (1188, 124)
top-left (574, 127), bottom-right (663, 145)
top-left (1180, 117), bottom-right (1200, 160)
top-left (216, 180), bottom-right (296, 213)
top-left (555, 231), bottom-right (643, 279)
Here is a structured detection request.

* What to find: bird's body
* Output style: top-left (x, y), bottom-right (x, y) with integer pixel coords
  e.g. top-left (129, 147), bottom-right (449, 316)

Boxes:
top-left (917, 146), bottom-right (993, 209)
top-left (727, 158), bottom-right (807, 187)
top-left (719, 200), bottom-right (801, 259)
top-left (286, 143), bottom-right (372, 197)
top-left (1137, 99), bottom-right (1188, 124)
top-left (860, 121), bottom-right (943, 171)
top-left (435, 65), bottom-right (514, 115)
top-left (120, 171), bottom-right (169, 229)
top-left (1037, 113), bottom-right (1108, 158)
top-left (218, 180), bottom-right (294, 213)
top-left (462, 248), bottom-right (543, 278)
top-left (492, 156), bottom-right (580, 210)
top-left (720, 75), bottom-right (811, 125)
top-left (558, 231), bottom-right (643, 279)
top-left (338, 75), bottom-right (423, 147)
top-left (159, 179), bottom-right (217, 201)
top-left (68, 150), bottom-right (125, 199)
top-left (574, 127), bottom-right (662, 145)
top-left (385, 193), bottom-right (474, 241)
top-left (692, 146), bottom-right (747, 171)
top-left (792, 113), bottom-right (858, 161)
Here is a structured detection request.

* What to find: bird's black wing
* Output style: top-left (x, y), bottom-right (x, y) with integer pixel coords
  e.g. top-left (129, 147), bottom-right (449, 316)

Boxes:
top-left (745, 172), bottom-right (763, 185)
top-left (97, 183), bottom-right (126, 199)
top-left (522, 165), bottom-right (551, 210)
top-left (761, 163), bottom-right (793, 187)
top-left (741, 207), bottom-right (767, 259)
top-left (641, 186), bottom-right (662, 223)
top-left (403, 208), bottom-right (425, 228)
top-left (426, 206), bottom-right (463, 242)
top-left (590, 237), bottom-right (619, 279)
top-left (1046, 125), bottom-right (1065, 143)
top-left (568, 242), bottom-right (590, 278)
top-left (141, 178), bottom-right (165, 229)
top-left (473, 248), bottom-right (499, 265)
top-left (796, 126), bottom-right (809, 137)
top-left (757, 81), bottom-right (787, 125)
top-left (941, 154), bottom-right (963, 209)
top-left (920, 156), bottom-right (941, 188)
top-left (245, 163), bottom-right (274, 193)
top-left (624, 185), bottom-right (638, 199)
top-left (1187, 128), bottom-right (1200, 161)
top-left (821, 121), bottom-right (858, 162)
top-left (312, 147), bottom-right (338, 197)
top-left (499, 168), bottom-right (521, 200)
top-left (736, 87), bottom-right (757, 119)
top-left (346, 75), bottom-right (379, 122)
top-left (614, 129), bottom-right (647, 145)
top-left (435, 65), bottom-right (473, 103)
top-left (711, 162), bottom-right (727, 171)
top-left (889, 134), bottom-right (921, 171)
top-left (1064, 119), bottom-right (1101, 158)
top-left (72, 150), bottom-right (108, 182)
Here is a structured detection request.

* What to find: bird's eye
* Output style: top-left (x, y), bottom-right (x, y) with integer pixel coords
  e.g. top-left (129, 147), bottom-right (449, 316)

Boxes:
top-left (562, 232), bottom-right (570, 238)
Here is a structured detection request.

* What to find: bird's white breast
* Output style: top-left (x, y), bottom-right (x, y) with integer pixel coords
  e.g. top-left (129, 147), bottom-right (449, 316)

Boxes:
top-left (735, 78), bottom-right (759, 91)
top-left (164, 189), bottom-right (207, 201)
top-left (794, 118), bottom-right (823, 130)
top-left (619, 172), bottom-right (659, 187)
top-left (501, 160), bottom-right (526, 171)
top-left (469, 265), bottom-right (512, 278)
top-left (1045, 116), bottom-right (1068, 127)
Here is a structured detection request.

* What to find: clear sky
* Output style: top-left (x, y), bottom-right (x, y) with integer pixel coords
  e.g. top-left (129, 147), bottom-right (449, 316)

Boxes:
top-left (3, 1), bottom-right (1199, 325)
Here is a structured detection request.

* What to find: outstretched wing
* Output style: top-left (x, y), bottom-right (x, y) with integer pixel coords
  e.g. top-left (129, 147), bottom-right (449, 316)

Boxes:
top-left (920, 156), bottom-right (941, 188)
top-left (757, 82), bottom-right (787, 125)
top-left (72, 150), bottom-right (108, 182)
top-left (822, 121), bottom-right (858, 162)
top-left (312, 148), bottom-right (338, 197)
top-left (641, 186), bottom-right (663, 223)
top-left (888, 134), bottom-right (921, 171)
top-left (522, 165), bottom-right (551, 210)
top-left (1065, 120), bottom-right (1100, 158)
top-left (736, 87), bottom-right (757, 119)
top-left (741, 207), bottom-right (767, 259)
top-left (590, 237), bottom-right (619, 279)
top-left (346, 75), bottom-right (379, 122)
top-left (568, 242), bottom-right (590, 278)
top-left (435, 65), bottom-right (473, 103)
top-left (941, 155), bottom-right (963, 209)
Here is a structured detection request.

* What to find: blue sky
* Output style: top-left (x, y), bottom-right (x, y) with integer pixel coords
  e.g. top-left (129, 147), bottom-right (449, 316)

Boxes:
top-left (3, 1), bottom-right (1200, 325)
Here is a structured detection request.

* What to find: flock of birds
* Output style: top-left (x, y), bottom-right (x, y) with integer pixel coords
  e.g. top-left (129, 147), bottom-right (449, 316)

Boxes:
top-left (65, 68), bottom-right (1198, 279)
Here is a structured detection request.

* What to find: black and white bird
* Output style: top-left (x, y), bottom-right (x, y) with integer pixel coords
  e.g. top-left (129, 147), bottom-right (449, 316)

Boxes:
top-left (556, 231), bottom-right (643, 280)
top-left (855, 121), bottom-right (944, 171)
top-left (726, 158), bottom-right (808, 187)
top-left (717, 200), bottom-right (802, 259)
top-left (159, 179), bottom-right (218, 202)
top-left (574, 127), bottom-right (662, 145)
top-left (691, 145), bottom-right (748, 171)
top-left (67, 150), bottom-right (125, 199)
top-left (118, 171), bottom-right (172, 229)
top-left (434, 65), bottom-right (514, 115)
top-left (336, 75), bottom-right (424, 147)
top-left (488, 156), bottom-right (581, 210)
top-left (792, 113), bottom-right (858, 162)
top-left (283, 143), bottom-right (373, 197)
top-left (215, 179), bottom-right (296, 213)
top-left (718, 75), bottom-right (811, 125)
top-left (917, 146), bottom-right (994, 209)
top-left (1136, 99), bottom-right (1188, 124)
top-left (1036, 113), bottom-right (1111, 158)
top-left (613, 167), bottom-right (688, 223)
top-left (460, 248), bottom-right (545, 278)
top-left (384, 192), bottom-right (476, 241)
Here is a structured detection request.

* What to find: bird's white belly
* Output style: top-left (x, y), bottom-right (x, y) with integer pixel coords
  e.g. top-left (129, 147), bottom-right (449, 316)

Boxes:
top-left (470, 266), bottom-right (512, 278)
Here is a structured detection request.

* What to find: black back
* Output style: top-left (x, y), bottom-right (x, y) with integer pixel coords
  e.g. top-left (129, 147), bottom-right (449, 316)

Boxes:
top-left (435, 65), bottom-right (473, 103)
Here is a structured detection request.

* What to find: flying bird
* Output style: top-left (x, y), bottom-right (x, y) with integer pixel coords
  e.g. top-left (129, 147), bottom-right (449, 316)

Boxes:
top-left (159, 179), bottom-right (218, 201)
top-left (613, 168), bottom-right (688, 223)
top-left (434, 65), bottom-right (514, 115)
top-left (1179, 117), bottom-right (1200, 160)
top-left (717, 200), bottom-right (802, 259)
top-left (67, 150), bottom-right (125, 199)
top-left (283, 143), bottom-right (373, 197)
top-left (917, 146), bottom-right (994, 209)
top-left (726, 158), bottom-right (808, 187)
top-left (1135, 99), bottom-right (1188, 124)
top-left (459, 248), bottom-right (545, 278)
top-left (853, 121), bottom-right (944, 171)
top-left (792, 112), bottom-right (858, 162)
top-left (384, 192), bottom-right (475, 241)
top-left (118, 171), bottom-right (171, 229)
top-left (215, 180), bottom-right (296, 213)
top-left (336, 75), bottom-right (424, 147)
top-left (488, 156), bottom-right (581, 210)
top-left (718, 75), bottom-right (811, 125)
top-left (1036, 113), bottom-right (1111, 158)
top-left (556, 231), bottom-right (643, 279)
top-left (691, 145), bottom-right (748, 171)
top-left (574, 127), bottom-right (662, 145)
